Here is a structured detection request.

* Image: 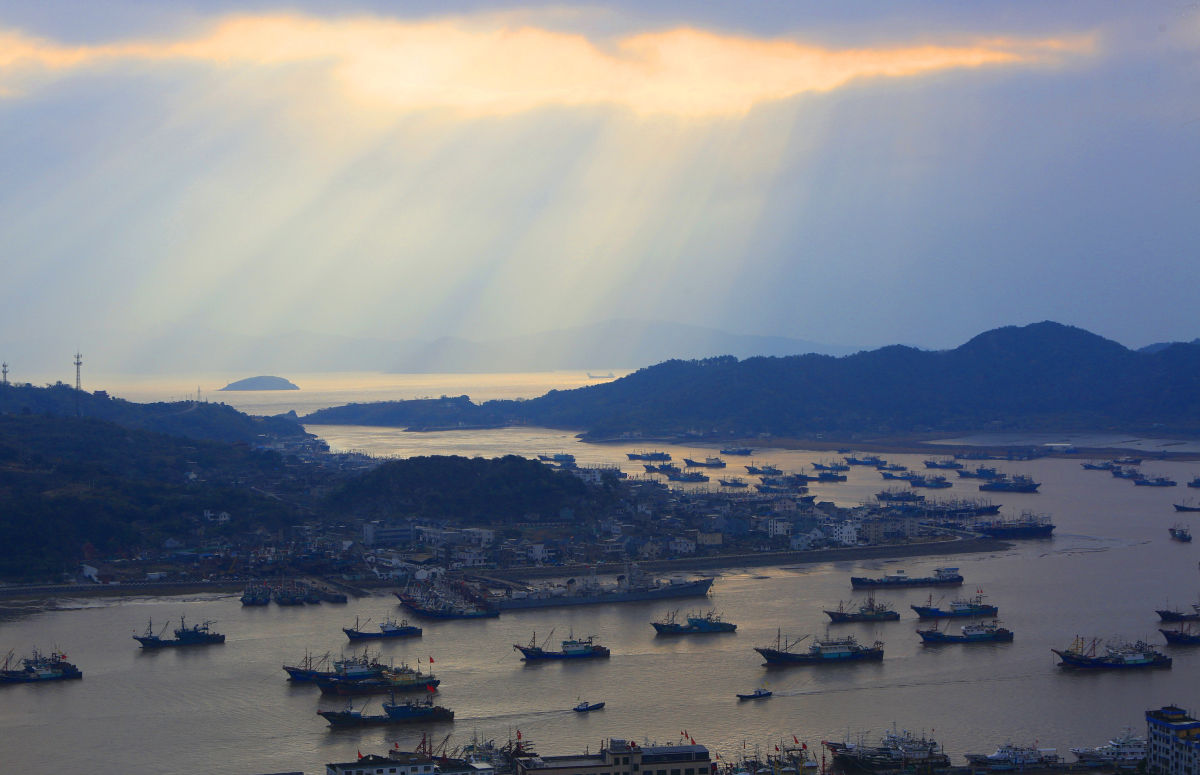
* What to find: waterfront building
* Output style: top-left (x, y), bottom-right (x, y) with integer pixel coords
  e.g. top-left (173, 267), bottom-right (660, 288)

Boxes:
top-left (515, 739), bottom-right (710, 775)
top-left (1146, 705), bottom-right (1200, 775)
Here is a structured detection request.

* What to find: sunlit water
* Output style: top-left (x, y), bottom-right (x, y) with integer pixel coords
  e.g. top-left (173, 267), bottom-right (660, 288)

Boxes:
top-left (4, 374), bottom-right (1200, 773)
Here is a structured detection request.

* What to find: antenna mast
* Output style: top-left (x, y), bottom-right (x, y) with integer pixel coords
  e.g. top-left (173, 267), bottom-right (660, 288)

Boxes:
top-left (1, 362), bottom-right (7, 386)
top-left (74, 351), bottom-right (83, 416)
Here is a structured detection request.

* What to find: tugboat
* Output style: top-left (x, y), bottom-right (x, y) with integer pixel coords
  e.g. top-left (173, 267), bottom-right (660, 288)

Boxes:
top-left (824, 597), bottom-right (900, 623)
top-left (652, 609), bottom-right (737, 634)
top-left (514, 630), bottom-right (610, 661)
top-left (1052, 636), bottom-right (1172, 669)
top-left (1070, 729), bottom-right (1147, 769)
top-left (0, 648), bottom-right (83, 683)
top-left (736, 687), bottom-right (772, 701)
top-left (910, 592), bottom-right (998, 620)
top-left (917, 620), bottom-right (1014, 644)
top-left (343, 616), bottom-right (422, 641)
top-left (824, 727), bottom-right (952, 774)
top-left (851, 567), bottom-right (963, 589)
top-left (964, 744), bottom-right (1062, 771)
top-left (133, 617), bottom-right (225, 649)
top-left (1170, 524), bottom-right (1193, 542)
top-left (754, 631), bottom-right (884, 665)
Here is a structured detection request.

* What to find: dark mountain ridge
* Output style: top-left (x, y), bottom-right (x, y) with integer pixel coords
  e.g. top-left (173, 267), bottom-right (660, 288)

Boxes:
top-left (303, 321), bottom-right (1200, 437)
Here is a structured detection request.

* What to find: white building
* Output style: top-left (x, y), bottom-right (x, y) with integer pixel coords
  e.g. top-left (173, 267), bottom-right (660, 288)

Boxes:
top-left (1146, 705), bottom-right (1200, 775)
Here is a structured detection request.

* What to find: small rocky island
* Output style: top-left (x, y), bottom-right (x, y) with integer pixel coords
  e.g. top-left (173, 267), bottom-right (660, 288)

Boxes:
top-left (218, 376), bottom-right (300, 391)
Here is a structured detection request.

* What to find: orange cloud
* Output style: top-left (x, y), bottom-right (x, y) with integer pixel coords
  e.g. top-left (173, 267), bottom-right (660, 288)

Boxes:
top-left (0, 13), bottom-right (1096, 117)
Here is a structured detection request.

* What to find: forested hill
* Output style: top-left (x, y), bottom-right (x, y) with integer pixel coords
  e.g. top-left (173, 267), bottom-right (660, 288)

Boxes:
top-left (303, 321), bottom-right (1200, 437)
top-left (0, 382), bottom-right (309, 443)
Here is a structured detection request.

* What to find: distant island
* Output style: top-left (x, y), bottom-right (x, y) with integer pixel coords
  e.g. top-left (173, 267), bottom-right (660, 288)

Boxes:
top-left (218, 375), bottom-right (299, 391)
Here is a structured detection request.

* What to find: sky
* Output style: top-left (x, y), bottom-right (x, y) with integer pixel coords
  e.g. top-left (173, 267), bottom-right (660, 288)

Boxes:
top-left (1, 1), bottom-right (1198, 375)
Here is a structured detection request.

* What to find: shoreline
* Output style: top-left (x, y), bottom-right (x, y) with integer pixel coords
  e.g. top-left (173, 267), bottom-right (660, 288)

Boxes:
top-left (0, 537), bottom-right (1011, 602)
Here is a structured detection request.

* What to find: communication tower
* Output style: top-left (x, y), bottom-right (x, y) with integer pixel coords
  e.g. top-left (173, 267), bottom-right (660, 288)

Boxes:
top-left (1, 362), bottom-right (7, 386)
top-left (74, 351), bottom-right (83, 416)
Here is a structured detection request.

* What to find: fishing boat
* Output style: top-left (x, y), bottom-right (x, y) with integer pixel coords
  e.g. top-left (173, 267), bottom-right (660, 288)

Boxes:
top-left (719, 476), bottom-right (749, 488)
top-left (845, 455), bottom-right (886, 467)
top-left (877, 462), bottom-right (908, 472)
top-left (875, 490), bottom-right (925, 503)
top-left (683, 456), bottom-right (726, 468)
top-left (816, 471), bottom-right (848, 482)
top-left (812, 460), bottom-right (851, 472)
top-left (1159, 625), bottom-right (1200, 645)
top-left (133, 617), bottom-right (225, 649)
top-left (736, 687), bottom-right (772, 700)
top-left (964, 744), bottom-right (1062, 771)
top-left (627, 451), bottom-right (671, 461)
top-left (1170, 524), bottom-right (1193, 542)
top-left (957, 466), bottom-right (1002, 479)
top-left (317, 663), bottom-right (439, 696)
top-left (343, 616), bottom-right (422, 641)
top-left (1052, 636), bottom-right (1172, 669)
top-left (1070, 729), bottom-right (1147, 769)
top-left (972, 513), bottom-right (1055, 538)
top-left (490, 564), bottom-right (714, 610)
top-left (1114, 456), bottom-right (1144, 465)
top-left (1081, 461), bottom-right (1117, 470)
top-left (824, 727), bottom-right (951, 774)
top-left (1190, 476), bottom-right (1200, 488)
top-left (1174, 500), bottom-right (1200, 512)
top-left (397, 583), bottom-right (500, 619)
top-left (1135, 476), bottom-right (1177, 487)
top-left (979, 474), bottom-right (1041, 493)
top-left (318, 697), bottom-right (453, 727)
top-left (573, 700), bottom-right (605, 712)
top-left (1111, 466), bottom-right (1142, 479)
top-left (909, 475), bottom-right (952, 489)
top-left (720, 447), bottom-right (753, 456)
top-left (239, 583), bottom-right (271, 606)
top-left (283, 651), bottom-right (386, 682)
top-left (851, 567), bottom-right (963, 589)
top-left (754, 631), bottom-right (883, 665)
top-left (667, 470), bottom-right (709, 483)
top-left (880, 471), bottom-right (918, 481)
top-left (1156, 604), bottom-right (1200, 622)
top-left (514, 630), bottom-right (610, 661)
top-left (0, 648), bottom-right (83, 683)
top-left (923, 458), bottom-right (964, 470)
top-left (918, 620), bottom-right (1014, 644)
top-left (824, 597), bottom-right (900, 623)
top-left (652, 609), bottom-right (737, 634)
top-left (745, 463), bottom-right (783, 476)
top-left (910, 591), bottom-right (998, 619)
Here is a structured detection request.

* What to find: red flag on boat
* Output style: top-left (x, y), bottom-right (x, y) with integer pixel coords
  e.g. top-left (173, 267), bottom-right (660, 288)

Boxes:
top-left (775, 746), bottom-right (780, 752)
top-left (517, 731), bottom-right (522, 741)
top-left (429, 656), bottom-right (435, 664)
top-left (691, 738), bottom-right (696, 746)
top-left (357, 749), bottom-right (363, 760)
top-left (395, 743), bottom-right (400, 749)
top-left (426, 683), bottom-right (436, 692)
top-left (794, 736), bottom-right (799, 744)
top-left (802, 743), bottom-right (807, 750)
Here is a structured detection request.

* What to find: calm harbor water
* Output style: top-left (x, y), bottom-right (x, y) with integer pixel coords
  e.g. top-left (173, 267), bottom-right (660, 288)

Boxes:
top-left (3, 374), bottom-right (1200, 774)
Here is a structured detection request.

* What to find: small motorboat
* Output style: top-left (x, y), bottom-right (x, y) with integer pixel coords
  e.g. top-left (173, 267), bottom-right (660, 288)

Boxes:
top-left (737, 688), bottom-right (773, 701)
top-left (573, 700), bottom-right (605, 712)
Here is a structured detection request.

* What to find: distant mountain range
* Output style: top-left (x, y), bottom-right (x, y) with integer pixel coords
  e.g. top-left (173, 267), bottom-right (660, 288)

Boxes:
top-left (0, 320), bottom-right (855, 377)
top-left (303, 321), bottom-right (1200, 438)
